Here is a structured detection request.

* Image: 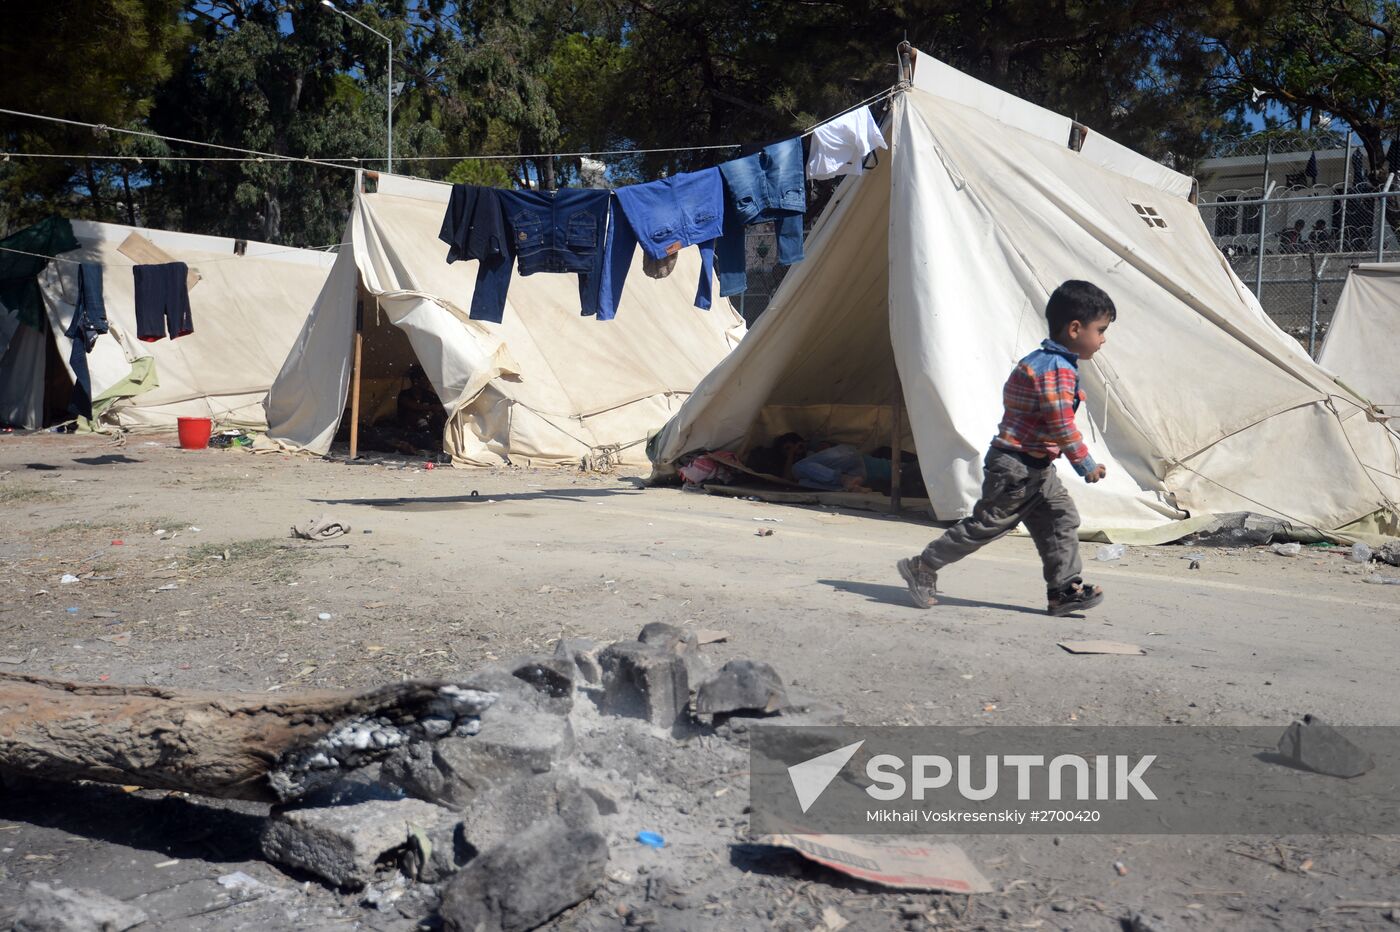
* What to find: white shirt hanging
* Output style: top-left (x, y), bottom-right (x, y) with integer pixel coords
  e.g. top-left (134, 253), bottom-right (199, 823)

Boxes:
top-left (806, 106), bottom-right (888, 180)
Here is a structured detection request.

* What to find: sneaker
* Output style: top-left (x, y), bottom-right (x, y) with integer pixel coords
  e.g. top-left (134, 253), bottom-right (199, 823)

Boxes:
top-left (896, 556), bottom-right (938, 609)
top-left (1047, 581), bottom-right (1104, 617)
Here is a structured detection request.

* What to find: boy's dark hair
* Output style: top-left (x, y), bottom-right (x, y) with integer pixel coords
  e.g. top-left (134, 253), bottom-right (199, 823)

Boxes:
top-left (1045, 280), bottom-right (1116, 338)
top-left (774, 432), bottom-right (805, 451)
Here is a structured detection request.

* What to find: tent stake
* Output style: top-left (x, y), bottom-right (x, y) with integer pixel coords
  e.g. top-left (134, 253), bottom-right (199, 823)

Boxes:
top-left (349, 296), bottom-right (364, 460)
top-left (890, 389), bottom-right (903, 513)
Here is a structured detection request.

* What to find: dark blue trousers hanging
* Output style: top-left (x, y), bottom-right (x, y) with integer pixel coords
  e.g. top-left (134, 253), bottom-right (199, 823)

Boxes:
top-left (65, 263), bottom-right (109, 420)
top-left (133, 262), bottom-right (193, 341)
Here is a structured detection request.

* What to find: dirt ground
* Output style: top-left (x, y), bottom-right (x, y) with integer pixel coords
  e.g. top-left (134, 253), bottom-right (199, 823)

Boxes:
top-left (2, 430), bottom-right (1399, 931)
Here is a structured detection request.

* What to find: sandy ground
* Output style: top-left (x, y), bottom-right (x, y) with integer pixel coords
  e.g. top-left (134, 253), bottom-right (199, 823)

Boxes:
top-left (2, 430), bottom-right (1399, 931)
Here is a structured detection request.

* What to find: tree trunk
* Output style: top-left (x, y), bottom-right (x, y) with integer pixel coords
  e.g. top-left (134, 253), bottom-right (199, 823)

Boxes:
top-left (263, 193), bottom-right (282, 242)
top-left (83, 162), bottom-right (104, 216)
top-left (0, 673), bottom-right (494, 803)
top-left (121, 167), bottom-right (137, 226)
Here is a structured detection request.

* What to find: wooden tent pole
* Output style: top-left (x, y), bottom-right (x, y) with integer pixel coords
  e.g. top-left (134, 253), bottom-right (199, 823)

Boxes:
top-left (349, 297), bottom-right (364, 460)
top-left (890, 389), bottom-right (903, 513)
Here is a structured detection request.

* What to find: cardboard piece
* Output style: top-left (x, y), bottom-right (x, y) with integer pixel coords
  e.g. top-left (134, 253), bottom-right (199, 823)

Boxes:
top-left (695, 629), bottom-right (730, 645)
top-left (760, 833), bottom-right (993, 893)
top-left (117, 233), bottom-right (201, 290)
top-left (1057, 640), bottom-right (1145, 656)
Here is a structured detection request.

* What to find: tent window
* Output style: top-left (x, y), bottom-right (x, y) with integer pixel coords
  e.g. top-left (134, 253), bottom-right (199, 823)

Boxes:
top-left (1131, 202), bottom-right (1168, 229)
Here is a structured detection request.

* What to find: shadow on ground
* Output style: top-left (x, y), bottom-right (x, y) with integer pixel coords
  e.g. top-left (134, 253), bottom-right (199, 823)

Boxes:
top-left (73, 455), bottom-right (142, 466)
top-left (311, 488), bottom-right (645, 511)
top-left (0, 778), bottom-right (267, 864)
top-left (818, 579), bottom-right (1047, 616)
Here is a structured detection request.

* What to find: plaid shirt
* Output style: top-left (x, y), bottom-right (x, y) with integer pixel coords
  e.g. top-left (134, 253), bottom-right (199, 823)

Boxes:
top-left (991, 339), bottom-right (1097, 476)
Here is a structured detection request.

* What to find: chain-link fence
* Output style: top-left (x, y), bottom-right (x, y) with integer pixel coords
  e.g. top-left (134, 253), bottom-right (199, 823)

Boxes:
top-left (732, 228), bottom-right (793, 326)
top-left (1198, 186), bottom-right (1400, 354)
top-left (734, 152), bottom-right (1398, 356)
top-left (1197, 129), bottom-right (1400, 355)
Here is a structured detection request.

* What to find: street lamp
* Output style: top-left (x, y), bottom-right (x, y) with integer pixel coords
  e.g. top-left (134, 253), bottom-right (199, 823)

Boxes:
top-left (320, 0), bottom-right (393, 173)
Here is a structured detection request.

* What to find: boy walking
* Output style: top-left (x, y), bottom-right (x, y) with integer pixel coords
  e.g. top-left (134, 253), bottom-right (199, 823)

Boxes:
top-left (897, 280), bottom-right (1114, 616)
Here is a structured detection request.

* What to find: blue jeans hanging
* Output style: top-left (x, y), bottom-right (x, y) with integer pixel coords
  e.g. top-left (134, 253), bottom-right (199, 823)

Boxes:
top-left (715, 139), bottom-right (806, 297)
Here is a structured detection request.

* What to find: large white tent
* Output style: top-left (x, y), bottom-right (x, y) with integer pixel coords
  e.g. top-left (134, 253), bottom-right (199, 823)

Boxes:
top-left (0, 220), bottom-right (335, 431)
top-left (1319, 263), bottom-right (1400, 417)
top-left (652, 51), bottom-right (1400, 538)
top-left (264, 173), bottom-right (745, 466)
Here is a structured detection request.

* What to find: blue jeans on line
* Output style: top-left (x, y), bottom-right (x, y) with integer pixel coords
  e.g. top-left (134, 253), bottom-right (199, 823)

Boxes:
top-left (600, 168), bottom-right (724, 319)
top-left (715, 139), bottom-right (807, 297)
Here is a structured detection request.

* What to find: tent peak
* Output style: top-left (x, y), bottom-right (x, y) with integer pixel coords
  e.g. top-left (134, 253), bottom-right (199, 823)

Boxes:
top-left (905, 49), bottom-right (1194, 200)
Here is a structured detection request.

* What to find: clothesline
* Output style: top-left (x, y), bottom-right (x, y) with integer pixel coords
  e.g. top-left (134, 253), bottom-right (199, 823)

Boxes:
top-left (439, 96), bottom-right (891, 325)
top-left (0, 108), bottom-right (356, 172)
top-left (799, 84), bottom-right (902, 136)
top-left (0, 241), bottom-right (346, 266)
top-left (0, 146), bottom-right (741, 165)
top-left (0, 84), bottom-right (901, 171)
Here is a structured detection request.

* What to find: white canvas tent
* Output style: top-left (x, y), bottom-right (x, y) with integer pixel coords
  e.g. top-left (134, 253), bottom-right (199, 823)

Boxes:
top-left (264, 173), bottom-right (745, 466)
top-left (1318, 263), bottom-right (1400, 416)
top-left (652, 51), bottom-right (1400, 538)
top-left (0, 220), bottom-right (335, 431)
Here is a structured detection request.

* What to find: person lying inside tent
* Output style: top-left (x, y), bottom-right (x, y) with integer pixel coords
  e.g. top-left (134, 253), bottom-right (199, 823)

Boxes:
top-left (896, 280), bottom-right (1112, 618)
top-left (395, 364), bottom-right (446, 447)
top-left (792, 442), bottom-right (893, 493)
top-left (744, 432), bottom-right (808, 481)
top-left (356, 364), bottom-right (447, 456)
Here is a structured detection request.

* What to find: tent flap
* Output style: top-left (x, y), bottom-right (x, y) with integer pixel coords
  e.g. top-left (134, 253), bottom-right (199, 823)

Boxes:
top-left (264, 176), bottom-right (744, 464)
top-left (30, 220), bottom-right (334, 432)
top-left (652, 56), bottom-right (1400, 537)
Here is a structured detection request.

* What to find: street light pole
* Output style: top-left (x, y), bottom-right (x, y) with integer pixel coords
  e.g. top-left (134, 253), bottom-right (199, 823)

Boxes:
top-left (320, 0), bottom-right (392, 173)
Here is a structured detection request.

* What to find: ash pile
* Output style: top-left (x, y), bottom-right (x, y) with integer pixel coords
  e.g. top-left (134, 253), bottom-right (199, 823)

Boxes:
top-left (261, 622), bottom-right (841, 931)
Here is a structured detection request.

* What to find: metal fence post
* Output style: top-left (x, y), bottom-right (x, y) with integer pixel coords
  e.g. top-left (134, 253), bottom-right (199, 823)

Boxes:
top-left (1308, 255), bottom-right (1328, 357)
top-left (1254, 139), bottom-right (1272, 297)
top-left (1379, 175), bottom-right (1394, 262)
top-left (1340, 135), bottom-right (1352, 248)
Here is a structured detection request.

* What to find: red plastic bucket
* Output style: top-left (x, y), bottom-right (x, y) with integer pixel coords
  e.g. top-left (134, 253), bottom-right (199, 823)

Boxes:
top-left (177, 417), bottom-right (212, 450)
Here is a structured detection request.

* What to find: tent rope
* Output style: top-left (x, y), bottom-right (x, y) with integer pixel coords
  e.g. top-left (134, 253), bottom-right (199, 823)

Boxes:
top-left (0, 87), bottom-right (901, 169)
top-left (0, 242), bottom-right (346, 266)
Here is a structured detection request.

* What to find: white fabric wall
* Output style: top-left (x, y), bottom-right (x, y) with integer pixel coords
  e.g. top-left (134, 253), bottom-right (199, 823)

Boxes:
top-left (1319, 264), bottom-right (1400, 414)
top-left (265, 173), bottom-right (745, 465)
top-left (36, 221), bottom-right (335, 431)
top-left (653, 79), bottom-right (1400, 533)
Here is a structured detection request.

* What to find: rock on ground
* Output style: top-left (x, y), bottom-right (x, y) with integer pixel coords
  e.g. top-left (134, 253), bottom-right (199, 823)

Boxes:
top-left (694, 659), bottom-right (788, 715)
top-left (439, 776), bottom-right (607, 932)
top-left (553, 638), bottom-right (603, 685)
top-left (10, 881), bottom-right (148, 932)
top-left (714, 688), bottom-right (846, 736)
top-left (260, 797), bottom-right (458, 889)
top-left (597, 640), bottom-right (689, 729)
top-left (1276, 714), bottom-right (1375, 778)
top-left (380, 704), bottom-right (574, 810)
top-left (458, 772), bottom-right (602, 856)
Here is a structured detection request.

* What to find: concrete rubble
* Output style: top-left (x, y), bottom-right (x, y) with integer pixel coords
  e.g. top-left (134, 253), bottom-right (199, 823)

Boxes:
top-left (248, 623), bottom-right (843, 930)
top-left (260, 797), bottom-right (461, 889)
top-left (10, 881), bottom-right (149, 932)
top-left (379, 702), bottom-right (575, 809)
top-left (693, 659), bottom-right (789, 715)
top-left (597, 639), bottom-right (691, 728)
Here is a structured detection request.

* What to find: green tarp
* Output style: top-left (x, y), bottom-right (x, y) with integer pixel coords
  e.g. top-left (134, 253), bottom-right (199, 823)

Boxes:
top-left (0, 216), bottom-right (80, 330)
top-left (75, 357), bottom-right (160, 432)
